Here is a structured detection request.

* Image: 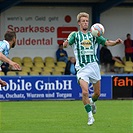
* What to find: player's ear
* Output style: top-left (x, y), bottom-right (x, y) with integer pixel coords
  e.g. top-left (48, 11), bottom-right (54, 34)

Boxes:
top-left (78, 21), bottom-right (80, 26)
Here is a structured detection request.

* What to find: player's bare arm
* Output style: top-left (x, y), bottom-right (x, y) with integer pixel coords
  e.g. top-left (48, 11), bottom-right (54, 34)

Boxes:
top-left (105, 38), bottom-right (123, 46)
top-left (0, 52), bottom-right (12, 64)
top-left (0, 52), bottom-right (21, 70)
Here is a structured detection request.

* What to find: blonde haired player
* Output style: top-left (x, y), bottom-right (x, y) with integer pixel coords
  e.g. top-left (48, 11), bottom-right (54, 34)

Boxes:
top-left (63, 12), bottom-right (123, 125)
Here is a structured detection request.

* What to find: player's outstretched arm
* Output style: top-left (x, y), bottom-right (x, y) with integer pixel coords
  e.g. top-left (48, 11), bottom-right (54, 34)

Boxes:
top-left (105, 38), bottom-right (123, 46)
top-left (0, 52), bottom-right (21, 70)
top-left (0, 52), bottom-right (12, 64)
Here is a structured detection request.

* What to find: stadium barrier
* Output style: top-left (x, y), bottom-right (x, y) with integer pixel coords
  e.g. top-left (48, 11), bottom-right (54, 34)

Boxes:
top-left (0, 75), bottom-right (112, 101)
top-left (1, 74), bottom-right (132, 101)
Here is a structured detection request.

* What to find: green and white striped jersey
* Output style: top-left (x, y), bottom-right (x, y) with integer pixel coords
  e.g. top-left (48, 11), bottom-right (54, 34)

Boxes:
top-left (67, 31), bottom-right (107, 71)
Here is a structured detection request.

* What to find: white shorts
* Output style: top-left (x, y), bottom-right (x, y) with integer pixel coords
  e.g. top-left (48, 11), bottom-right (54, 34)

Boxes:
top-left (76, 62), bottom-right (101, 84)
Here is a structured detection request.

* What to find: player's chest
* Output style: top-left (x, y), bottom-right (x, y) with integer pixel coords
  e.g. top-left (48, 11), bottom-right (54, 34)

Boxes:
top-left (75, 35), bottom-right (95, 49)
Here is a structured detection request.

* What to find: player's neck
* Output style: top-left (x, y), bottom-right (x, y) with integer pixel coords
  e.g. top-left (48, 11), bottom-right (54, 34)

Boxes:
top-left (80, 29), bottom-right (88, 34)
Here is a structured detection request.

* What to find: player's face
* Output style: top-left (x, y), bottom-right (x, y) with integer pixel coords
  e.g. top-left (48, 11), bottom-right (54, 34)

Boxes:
top-left (78, 17), bottom-right (89, 31)
top-left (71, 57), bottom-right (76, 64)
top-left (11, 37), bottom-right (16, 48)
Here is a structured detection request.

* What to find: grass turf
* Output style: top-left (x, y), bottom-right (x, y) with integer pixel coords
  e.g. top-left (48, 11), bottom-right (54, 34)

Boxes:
top-left (0, 100), bottom-right (132, 133)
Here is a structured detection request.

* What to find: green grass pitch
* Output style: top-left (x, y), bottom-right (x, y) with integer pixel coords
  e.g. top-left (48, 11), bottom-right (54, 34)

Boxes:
top-left (0, 100), bottom-right (132, 133)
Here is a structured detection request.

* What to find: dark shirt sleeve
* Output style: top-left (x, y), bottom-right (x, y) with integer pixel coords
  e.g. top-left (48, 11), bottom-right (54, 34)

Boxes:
top-left (56, 49), bottom-right (60, 61)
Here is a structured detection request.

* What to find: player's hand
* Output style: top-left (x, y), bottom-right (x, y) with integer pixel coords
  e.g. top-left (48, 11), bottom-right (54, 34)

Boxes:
top-left (63, 39), bottom-right (68, 48)
top-left (0, 79), bottom-right (7, 87)
top-left (10, 61), bottom-right (21, 70)
top-left (115, 38), bottom-right (123, 44)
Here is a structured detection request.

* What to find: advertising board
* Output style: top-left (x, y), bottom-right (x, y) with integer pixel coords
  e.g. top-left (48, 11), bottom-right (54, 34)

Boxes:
top-left (0, 75), bottom-right (112, 101)
top-left (112, 75), bottom-right (133, 99)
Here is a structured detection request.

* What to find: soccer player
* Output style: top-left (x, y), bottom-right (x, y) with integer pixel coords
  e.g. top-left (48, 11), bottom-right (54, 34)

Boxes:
top-left (63, 12), bottom-right (123, 125)
top-left (0, 31), bottom-right (21, 87)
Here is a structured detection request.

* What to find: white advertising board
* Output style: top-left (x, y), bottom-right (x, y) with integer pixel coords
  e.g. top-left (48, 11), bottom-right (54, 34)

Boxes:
top-left (1, 6), bottom-right (92, 59)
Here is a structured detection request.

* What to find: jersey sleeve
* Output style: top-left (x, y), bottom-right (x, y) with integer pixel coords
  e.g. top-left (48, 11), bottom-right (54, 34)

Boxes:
top-left (67, 31), bottom-right (76, 46)
top-left (96, 36), bottom-right (107, 46)
top-left (0, 42), bottom-right (5, 52)
top-left (0, 43), bottom-right (4, 65)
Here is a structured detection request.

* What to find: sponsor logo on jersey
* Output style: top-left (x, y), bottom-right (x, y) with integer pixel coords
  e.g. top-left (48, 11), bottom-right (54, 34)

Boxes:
top-left (81, 40), bottom-right (91, 48)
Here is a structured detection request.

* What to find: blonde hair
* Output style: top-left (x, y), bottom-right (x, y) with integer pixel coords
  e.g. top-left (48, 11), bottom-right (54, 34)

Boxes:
top-left (77, 12), bottom-right (89, 22)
